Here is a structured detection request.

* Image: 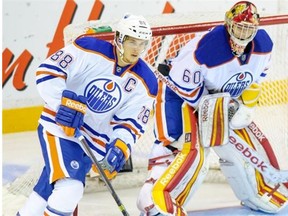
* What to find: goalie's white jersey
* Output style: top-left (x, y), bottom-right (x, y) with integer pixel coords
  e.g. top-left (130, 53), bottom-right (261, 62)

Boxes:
top-left (168, 25), bottom-right (273, 107)
top-left (36, 36), bottom-right (158, 158)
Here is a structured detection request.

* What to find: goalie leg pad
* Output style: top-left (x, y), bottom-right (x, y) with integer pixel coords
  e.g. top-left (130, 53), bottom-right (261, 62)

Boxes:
top-left (198, 93), bottom-right (230, 147)
top-left (45, 178), bottom-right (84, 214)
top-left (214, 138), bottom-right (288, 214)
top-left (151, 146), bottom-right (210, 215)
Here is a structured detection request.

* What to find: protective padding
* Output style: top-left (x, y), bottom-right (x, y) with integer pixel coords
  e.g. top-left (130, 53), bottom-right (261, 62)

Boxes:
top-left (198, 93), bottom-right (230, 147)
top-left (214, 140), bottom-right (288, 214)
top-left (151, 104), bottom-right (210, 215)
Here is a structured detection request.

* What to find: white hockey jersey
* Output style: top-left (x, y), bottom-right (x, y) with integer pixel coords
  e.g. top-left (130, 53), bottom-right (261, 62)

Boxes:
top-left (168, 25), bottom-right (273, 107)
top-left (36, 37), bottom-right (158, 158)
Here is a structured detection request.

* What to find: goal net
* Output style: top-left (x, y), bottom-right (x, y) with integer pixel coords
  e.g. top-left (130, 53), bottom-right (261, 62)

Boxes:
top-left (3, 13), bottom-right (288, 214)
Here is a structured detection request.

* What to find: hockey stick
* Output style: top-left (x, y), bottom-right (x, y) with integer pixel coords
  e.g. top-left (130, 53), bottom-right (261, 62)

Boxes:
top-left (152, 69), bottom-right (288, 184)
top-left (75, 130), bottom-right (130, 216)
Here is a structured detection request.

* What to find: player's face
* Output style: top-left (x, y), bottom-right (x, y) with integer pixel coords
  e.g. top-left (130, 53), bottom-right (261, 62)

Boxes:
top-left (232, 22), bottom-right (257, 41)
top-left (121, 37), bottom-right (148, 64)
top-left (229, 22), bottom-right (258, 57)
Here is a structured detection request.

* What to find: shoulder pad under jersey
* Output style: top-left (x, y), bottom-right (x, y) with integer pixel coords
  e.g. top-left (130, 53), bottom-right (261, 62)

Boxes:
top-left (195, 25), bottom-right (235, 68)
top-left (252, 29), bottom-right (273, 53)
top-left (74, 36), bottom-right (115, 59)
top-left (131, 60), bottom-right (158, 97)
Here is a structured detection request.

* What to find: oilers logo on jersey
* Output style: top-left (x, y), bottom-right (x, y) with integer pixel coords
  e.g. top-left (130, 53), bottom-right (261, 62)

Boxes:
top-left (85, 78), bottom-right (122, 113)
top-left (222, 71), bottom-right (253, 97)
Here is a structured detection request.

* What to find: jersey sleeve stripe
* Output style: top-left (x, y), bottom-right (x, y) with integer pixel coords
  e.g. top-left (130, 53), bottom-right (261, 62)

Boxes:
top-left (36, 75), bottom-right (64, 85)
top-left (168, 75), bottom-right (196, 91)
top-left (39, 63), bottom-right (67, 74)
top-left (40, 115), bottom-right (56, 124)
top-left (82, 123), bottom-right (110, 141)
top-left (168, 76), bottom-right (202, 98)
top-left (112, 125), bottom-right (137, 143)
top-left (43, 107), bottom-right (56, 115)
top-left (36, 71), bottom-right (67, 79)
top-left (176, 84), bottom-right (205, 107)
top-left (36, 70), bottom-right (67, 85)
top-left (111, 122), bottom-right (141, 140)
top-left (83, 136), bottom-right (106, 157)
top-left (113, 115), bottom-right (145, 133)
top-left (80, 129), bottom-right (106, 148)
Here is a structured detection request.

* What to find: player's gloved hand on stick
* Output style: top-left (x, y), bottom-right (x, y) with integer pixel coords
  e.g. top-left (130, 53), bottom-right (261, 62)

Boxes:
top-left (55, 90), bottom-right (87, 136)
top-left (101, 139), bottom-right (131, 174)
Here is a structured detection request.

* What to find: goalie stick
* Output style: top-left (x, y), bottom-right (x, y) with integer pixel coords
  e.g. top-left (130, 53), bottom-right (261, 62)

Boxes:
top-left (75, 130), bottom-right (130, 216)
top-left (152, 69), bottom-right (288, 184)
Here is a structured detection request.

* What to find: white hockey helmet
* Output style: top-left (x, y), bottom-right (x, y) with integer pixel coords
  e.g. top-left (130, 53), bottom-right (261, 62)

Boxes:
top-left (225, 1), bottom-right (260, 56)
top-left (114, 14), bottom-right (152, 54)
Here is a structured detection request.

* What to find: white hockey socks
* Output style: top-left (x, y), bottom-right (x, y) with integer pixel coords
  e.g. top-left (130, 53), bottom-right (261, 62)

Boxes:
top-left (45, 178), bottom-right (84, 215)
top-left (17, 191), bottom-right (47, 216)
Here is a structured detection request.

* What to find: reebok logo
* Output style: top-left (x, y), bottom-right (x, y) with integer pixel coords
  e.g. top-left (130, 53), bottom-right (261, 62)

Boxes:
top-left (64, 98), bottom-right (87, 113)
top-left (229, 136), bottom-right (268, 172)
top-left (159, 153), bottom-right (186, 186)
top-left (201, 99), bottom-right (209, 122)
top-left (248, 122), bottom-right (266, 142)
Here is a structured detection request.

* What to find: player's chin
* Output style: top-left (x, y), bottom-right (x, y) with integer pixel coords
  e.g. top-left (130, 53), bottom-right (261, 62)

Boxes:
top-left (128, 56), bottom-right (140, 64)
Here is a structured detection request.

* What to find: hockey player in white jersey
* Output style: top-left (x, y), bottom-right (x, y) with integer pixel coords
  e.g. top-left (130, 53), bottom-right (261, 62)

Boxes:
top-left (137, 1), bottom-right (288, 215)
top-left (17, 14), bottom-right (157, 216)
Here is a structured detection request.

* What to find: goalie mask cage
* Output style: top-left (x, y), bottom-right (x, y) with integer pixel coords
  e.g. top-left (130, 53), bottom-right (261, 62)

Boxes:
top-left (3, 13), bottom-right (288, 215)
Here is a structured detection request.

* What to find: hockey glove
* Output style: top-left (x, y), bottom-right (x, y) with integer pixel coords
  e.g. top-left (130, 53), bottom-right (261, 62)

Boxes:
top-left (230, 83), bottom-right (261, 130)
top-left (101, 139), bottom-right (131, 173)
top-left (55, 90), bottom-right (87, 136)
top-left (229, 103), bottom-right (254, 129)
top-left (90, 164), bottom-right (118, 180)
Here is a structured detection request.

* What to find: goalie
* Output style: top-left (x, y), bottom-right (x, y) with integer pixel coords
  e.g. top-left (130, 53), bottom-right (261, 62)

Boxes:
top-left (137, 1), bottom-right (288, 215)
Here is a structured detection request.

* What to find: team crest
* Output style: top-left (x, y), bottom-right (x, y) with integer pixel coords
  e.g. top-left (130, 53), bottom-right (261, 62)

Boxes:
top-left (221, 71), bottom-right (253, 97)
top-left (70, 160), bottom-right (79, 169)
top-left (84, 78), bottom-right (122, 113)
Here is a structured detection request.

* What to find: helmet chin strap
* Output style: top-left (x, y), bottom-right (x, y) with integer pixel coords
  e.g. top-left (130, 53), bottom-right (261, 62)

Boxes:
top-left (114, 39), bottom-right (131, 65)
top-left (119, 54), bottom-right (131, 65)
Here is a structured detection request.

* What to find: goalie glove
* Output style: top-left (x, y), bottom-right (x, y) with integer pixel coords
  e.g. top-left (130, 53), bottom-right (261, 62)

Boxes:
top-left (101, 139), bottom-right (131, 174)
top-left (229, 103), bottom-right (254, 129)
top-left (55, 90), bottom-right (87, 136)
top-left (229, 83), bottom-right (261, 130)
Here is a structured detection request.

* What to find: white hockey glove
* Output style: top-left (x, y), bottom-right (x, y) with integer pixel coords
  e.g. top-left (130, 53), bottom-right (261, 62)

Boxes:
top-left (229, 83), bottom-right (261, 130)
top-left (229, 103), bottom-right (254, 129)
